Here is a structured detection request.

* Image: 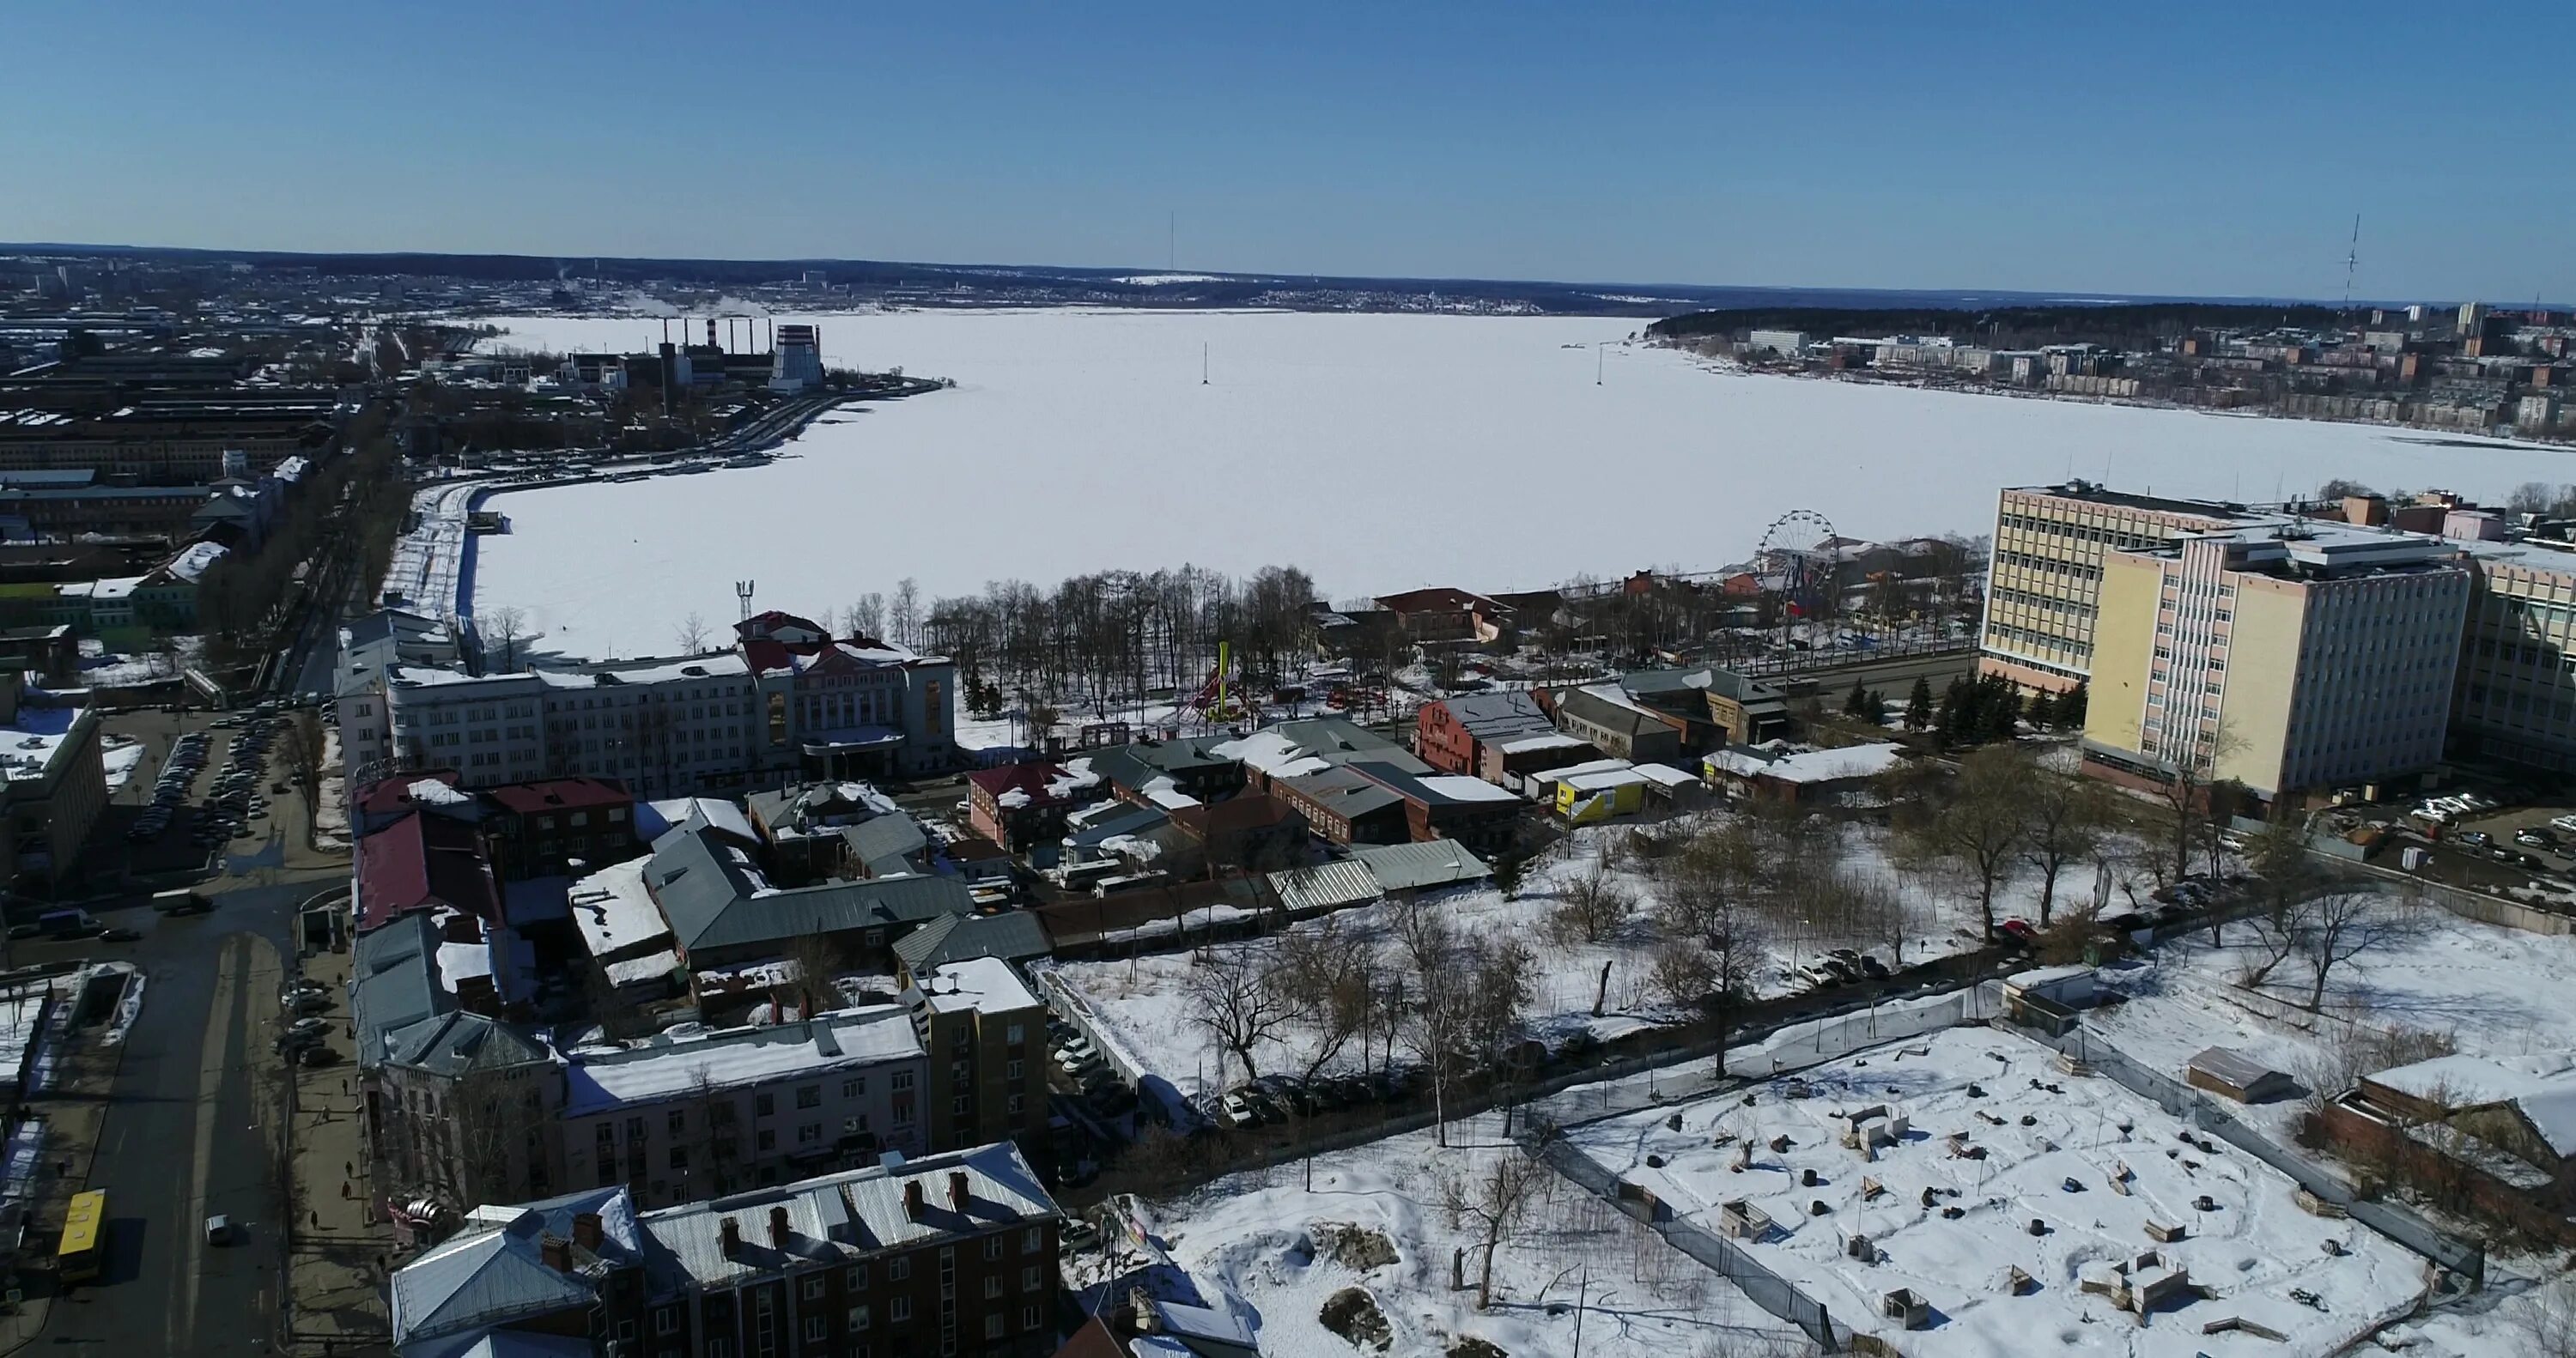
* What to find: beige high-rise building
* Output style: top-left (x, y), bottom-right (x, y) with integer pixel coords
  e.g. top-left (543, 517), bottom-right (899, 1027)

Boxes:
top-left (2081, 528), bottom-right (2469, 799)
top-left (1980, 482), bottom-right (2273, 694)
top-left (2447, 540), bottom-right (2576, 773)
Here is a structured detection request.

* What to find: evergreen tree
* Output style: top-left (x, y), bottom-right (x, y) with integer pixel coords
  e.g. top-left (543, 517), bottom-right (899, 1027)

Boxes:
top-left (1984, 677), bottom-right (2024, 741)
top-left (1844, 677), bottom-right (1871, 717)
top-left (1903, 676), bottom-right (1935, 731)
top-left (2024, 688), bottom-right (2057, 730)
top-left (1863, 688), bottom-right (1888, 726)
top-left (2057, 681), bottom-right (2088, 730)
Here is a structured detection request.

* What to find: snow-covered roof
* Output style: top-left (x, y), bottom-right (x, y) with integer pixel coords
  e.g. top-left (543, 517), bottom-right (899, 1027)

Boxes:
top-left (165, 539), bottom-right (229, 581)
top-left (1632, 761), bottom-right (1699, 788)
top-left (2006, 964), bottom-right (2094, 990)
top-left (410, 778), bottom-right (474, 807)
top-left (1704, 741), bottom-right (1905, 785)
top-left (1561, 766), bottom-right (1651, 792)
top-left (1417, 774), bottom-right (1518, 803)
top-left (911, 956), bottom-right (1039, 1016)
top-left (561, 1005), bottom-right (921, 1117)
top-left (565, 858), bottom-right (672, 961)
top-left (1495, 731), bottom-right (1592, 755)
top-left (2368, 1052), bottom-right (2575, 1111)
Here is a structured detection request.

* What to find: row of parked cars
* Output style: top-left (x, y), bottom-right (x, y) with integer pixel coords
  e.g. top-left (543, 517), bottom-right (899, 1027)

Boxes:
top-left (1216, 1069), bottom-right (1420, 1130)
top-left (187, 719), bottom-right (284, 849)
top-left (1048, 1021), bottom-right (1136, 1121)
top-left (276, 976), bottom-right (337, 1064)
top-left (1793, 947), bottom-right (1895, 991)
top-left (130, 730), bottom-right (217, 843)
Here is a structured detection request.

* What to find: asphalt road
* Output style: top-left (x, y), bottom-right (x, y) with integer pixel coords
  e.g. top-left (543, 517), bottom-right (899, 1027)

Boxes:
top-left (18, 881), bottom-right (309, 1354)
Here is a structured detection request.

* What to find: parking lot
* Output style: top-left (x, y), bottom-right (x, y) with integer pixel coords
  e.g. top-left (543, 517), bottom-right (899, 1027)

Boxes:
top-left (2367, 785), bottom-right (2576, 897)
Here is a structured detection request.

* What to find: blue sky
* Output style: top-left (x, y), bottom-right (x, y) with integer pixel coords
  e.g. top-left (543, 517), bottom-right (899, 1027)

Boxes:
top-left (5, 2), bottom-right (2566, 301)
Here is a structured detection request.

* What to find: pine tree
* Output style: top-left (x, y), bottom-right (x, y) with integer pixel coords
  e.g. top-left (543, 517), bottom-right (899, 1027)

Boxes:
top-left (1904, 676), bottom-right (1935, 731)
top-left (1844, 677), bottom-right (1870, 717)
top-left (2025, 688), bottom-right (2057, 730)
top-left (1984, 678), bottom-right (2024, 741)
top-left (2057, 681), bottom-right (2088, 730)
top-left (1863, 688), bottom-right (1887, 726)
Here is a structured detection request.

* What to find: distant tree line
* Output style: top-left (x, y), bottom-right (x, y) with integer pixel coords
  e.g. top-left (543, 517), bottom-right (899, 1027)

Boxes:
top-left (1652, 301), bottom-right (2353, 350)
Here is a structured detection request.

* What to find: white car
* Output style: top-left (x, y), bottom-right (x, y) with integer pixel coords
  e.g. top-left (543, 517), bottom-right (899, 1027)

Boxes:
top-left (2551, 814), bottom-right (2576, 834)
top-left (1219, 1092), bottom-right (1259, 1128)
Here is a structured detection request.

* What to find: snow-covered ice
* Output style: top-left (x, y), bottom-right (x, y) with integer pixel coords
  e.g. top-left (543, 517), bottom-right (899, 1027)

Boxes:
top-left (1564, 1025), bottom-right (2430, 1357)
top-left (468, 310), bottom-right (2576, 661)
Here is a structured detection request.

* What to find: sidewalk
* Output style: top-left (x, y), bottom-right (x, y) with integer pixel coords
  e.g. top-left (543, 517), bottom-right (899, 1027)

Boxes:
top-left (283, 943), bottom-right (390, 1355)
top-left (0, 969), bottom-right (129, 1356)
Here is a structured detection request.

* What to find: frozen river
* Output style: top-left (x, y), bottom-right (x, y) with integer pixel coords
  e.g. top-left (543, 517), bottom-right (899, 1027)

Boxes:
top-left (470, 309), bottom-right (2576, 662)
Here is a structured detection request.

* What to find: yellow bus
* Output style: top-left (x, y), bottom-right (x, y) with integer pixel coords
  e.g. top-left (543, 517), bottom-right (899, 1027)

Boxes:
top-left (58, 1190), bottom-right (105, 1283)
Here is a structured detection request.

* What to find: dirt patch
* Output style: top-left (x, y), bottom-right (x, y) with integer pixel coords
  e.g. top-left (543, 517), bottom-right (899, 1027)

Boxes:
top-left (1449, 1339), bottom-right (1509, 1358)
top-left (1320, 1286), bottom-right (1393, 1352)
top-left (1311, 1222), bottom-right (1400, 1271)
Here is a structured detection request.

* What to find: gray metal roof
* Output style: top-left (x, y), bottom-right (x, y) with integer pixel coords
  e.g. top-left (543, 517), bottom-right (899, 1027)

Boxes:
top-left (892, 912), bottom-right (1052, 970)
top-left (391, 1185), bottom-right (641, 1349)
top-left (382, 1011), bottom-right (554, 1080)
top-left (352, 912), bottom-right (453, 1070)
top-left (1351, 838), bottom-right (1492, 892)
top-left (647, 825), bottom-right (975, 955)
top-left (1267, 858), bottom-right (1382, 913)
top-left (842, 814), bottom-right (930, 874)
top-left (1277, 765), bottom-right (1405, 818)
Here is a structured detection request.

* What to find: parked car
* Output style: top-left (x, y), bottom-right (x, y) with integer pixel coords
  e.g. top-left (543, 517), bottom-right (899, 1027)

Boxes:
top-left (1996, 918), bottom-right (2039, 944)
top-left (2456, 830), bottom-right (2494, 849)
top-left (1218, 1091), bottom-right (1260, 1129)
top-left (1795, 962), bottom-right (1843, 989)
top-left (96, 927), bottom-right (143, 943)
top-left (1856, 954), bottom-right (1893, 979)
top-left (2516, 828), bottom-right (2556, 850)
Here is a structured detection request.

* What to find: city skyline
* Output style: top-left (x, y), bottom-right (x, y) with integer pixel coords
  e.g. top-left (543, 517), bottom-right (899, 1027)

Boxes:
top-left (6, 1), bottom-right (2569, 303)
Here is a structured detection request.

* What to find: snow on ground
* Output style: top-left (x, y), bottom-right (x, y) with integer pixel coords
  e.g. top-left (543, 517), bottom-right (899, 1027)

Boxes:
top-left (1081, 1111), bottom-right (1808, 1358)
top-left (1049, 812), bottom-right (2146, 1106)
top-left (465, 310), bottom-right (2576, 661)
top-left (75, 638), bottom-right (190, 689)
top-left (100, 735), bottom-right (145, 790)
top-left (1564, 1025), bottom-right (2429, 1358)
top-left (2087, 890), bottom-right (2576, 1142)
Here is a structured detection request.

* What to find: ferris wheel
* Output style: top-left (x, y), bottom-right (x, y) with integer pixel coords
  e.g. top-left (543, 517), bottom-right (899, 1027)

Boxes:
top-left (1756, 509), bottom-right (1840, 645)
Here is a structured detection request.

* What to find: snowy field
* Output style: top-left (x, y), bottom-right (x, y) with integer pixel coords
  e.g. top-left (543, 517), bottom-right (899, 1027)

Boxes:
top-left (2087, 892), bottom-right (2576, 1142)
top-left (467, 309), bottom-right (2576, 661)
top-left (1564, 1026), bottom-right (2429, 1358)
top-left (1048, 812), bottom-right (2158, 1107)
top-left (1082, 1111), bottom-right (1809, 1358)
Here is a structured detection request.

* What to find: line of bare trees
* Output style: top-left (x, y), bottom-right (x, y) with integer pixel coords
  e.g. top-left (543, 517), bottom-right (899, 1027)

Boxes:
top-left (1180, 901), bottom-right (1534, 1149)
top-left (922, 564), bottom-right (1321, 718)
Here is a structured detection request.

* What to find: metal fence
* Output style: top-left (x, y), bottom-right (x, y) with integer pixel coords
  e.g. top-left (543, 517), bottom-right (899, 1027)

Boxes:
top-left (1528, 1133), bottom-right (1844, 1350)
top-left (2010, 1021), bottom-right (2486, 1285)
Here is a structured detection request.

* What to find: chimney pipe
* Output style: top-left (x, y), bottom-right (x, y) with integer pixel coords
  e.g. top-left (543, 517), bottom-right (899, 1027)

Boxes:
top-left (902, 1180), bottom-right (926, 1220)
top-left (769, 1204), bottom-right (792, 1249)
top-left (573, 1211), bottom-right (603, 1250)
top-left (947, 1171), bottom-right (970, 1211)
top-left (720, 1216), bottom-right (741, 1255)
top-left (540, 1234), bottom-right (572, 1272)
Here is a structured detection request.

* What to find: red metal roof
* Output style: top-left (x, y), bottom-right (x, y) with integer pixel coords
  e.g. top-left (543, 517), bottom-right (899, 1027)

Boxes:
top-left (355, 810), bottom-right (501, 933)
top-left (483, 777), bottom-right (632, 815)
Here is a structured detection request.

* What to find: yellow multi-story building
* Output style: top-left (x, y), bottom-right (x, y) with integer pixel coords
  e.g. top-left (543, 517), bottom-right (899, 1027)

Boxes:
top-left (1980, 482), bottom-right (2270, 694)
top-left (2081, 527), bottom-right (2469, 800)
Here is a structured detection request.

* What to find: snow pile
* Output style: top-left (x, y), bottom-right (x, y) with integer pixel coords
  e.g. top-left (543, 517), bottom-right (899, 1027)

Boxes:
top-left (468, 310), bottom-right (2574, 661)
top-left (1566, 1026), bottom-right (2428, 1358)
top-left (166, 540), bottom-right (229, 582)
top-left (406, 778), bottom-right (473, 807)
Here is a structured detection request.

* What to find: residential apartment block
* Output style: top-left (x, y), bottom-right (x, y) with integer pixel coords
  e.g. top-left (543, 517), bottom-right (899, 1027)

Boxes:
top-left (370, 1004), bottom-right (934, 1213)
top-left (899, 958), bottom-right (1050, 1160)
top-left (2081, 527), bottom-right (2470, 798)
top-left (1980, 482), bottom-right (2271, 694)
top-left (389, 1141), bottom-right (1062, 1358)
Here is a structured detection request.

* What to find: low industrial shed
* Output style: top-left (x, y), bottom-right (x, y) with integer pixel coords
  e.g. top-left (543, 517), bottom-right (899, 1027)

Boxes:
top-left (2187, 1046), bottom-right (2297, 1103)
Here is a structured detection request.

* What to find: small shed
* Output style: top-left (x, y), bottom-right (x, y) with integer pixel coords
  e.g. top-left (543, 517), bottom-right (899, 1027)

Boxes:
top-left (2005, 965), bottom-right (2098, 1009)
top-left (1880, 1287), bottom-right (1931, 1330)
top-left (2186, 1046), bottom-right (2296, 1104)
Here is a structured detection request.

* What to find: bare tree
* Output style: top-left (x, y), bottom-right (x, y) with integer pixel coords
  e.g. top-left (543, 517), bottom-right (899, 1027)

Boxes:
top-left (1550, 858), bottom-right (1635, 945)
top-left (1270, 917), bottom-right (1382, 1084)
top-left (890, 578), bottom-right (922, 650)
top-left (1646, 939), bottom-right (1717, 1010)
top-left (2152, 722), bottom-right (2244, 882)
top-left (675, 611), bottom-right (711, 653)
top-left (2300, 889), bottom-right (2409, 1013)
top-left (480, 604), bottom-right (528, 673)
top-left (1439, 1149), bottom-right (1548, 1308)
top-left (1655, 831), bottom-right (1771, 1045)
top-left (1893, 745), bottom-right (2032, 940)
top-left (2020, 772), bottom-right (2109, 925)
top-left (1183, 945), bottom-right (1295, 1086)
top-left (280, 708), bottom-right (326, 845)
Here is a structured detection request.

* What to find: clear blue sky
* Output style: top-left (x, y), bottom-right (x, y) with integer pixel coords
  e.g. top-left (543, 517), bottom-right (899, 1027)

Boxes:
top-left (6, 2), bottom-right (2567, 301)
